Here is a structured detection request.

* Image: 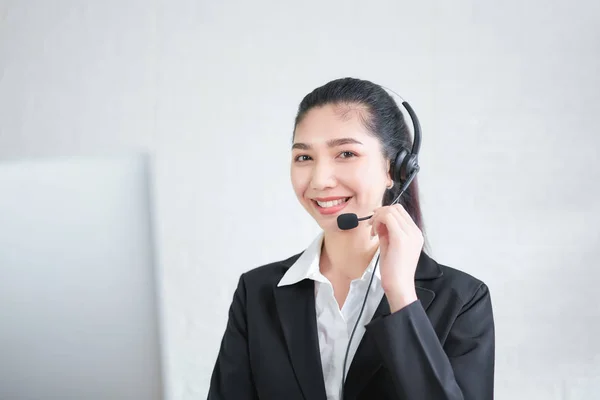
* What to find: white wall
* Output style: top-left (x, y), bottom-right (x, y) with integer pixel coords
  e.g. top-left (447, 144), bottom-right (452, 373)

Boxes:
top-left (1, 0), bottom-right (599, 398)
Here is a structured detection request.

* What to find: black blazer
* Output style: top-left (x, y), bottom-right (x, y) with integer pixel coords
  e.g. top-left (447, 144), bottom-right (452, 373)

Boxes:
top-left (207, 250), bottom-right (495, 400)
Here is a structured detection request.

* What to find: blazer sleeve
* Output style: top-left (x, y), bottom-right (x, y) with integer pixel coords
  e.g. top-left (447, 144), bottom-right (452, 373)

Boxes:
top-left (207, 274), bottom-right (259, 400)
top-left (365, 283), bottom-right (495, 399)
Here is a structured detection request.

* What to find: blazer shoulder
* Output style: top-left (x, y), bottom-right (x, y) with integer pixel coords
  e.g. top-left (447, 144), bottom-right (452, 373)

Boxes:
top-left (240, 252), bottom-right (303, 288)
top-left (427, 254), bottom-right (490, 304)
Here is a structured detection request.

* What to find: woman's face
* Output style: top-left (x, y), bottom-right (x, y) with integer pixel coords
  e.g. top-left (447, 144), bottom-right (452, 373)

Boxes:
top-left (291, 103), bottom-right (392, 233)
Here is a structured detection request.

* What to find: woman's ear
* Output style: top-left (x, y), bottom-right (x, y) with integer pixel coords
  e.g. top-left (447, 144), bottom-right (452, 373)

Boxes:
top-left (386, 159), bottom-right (395, 188)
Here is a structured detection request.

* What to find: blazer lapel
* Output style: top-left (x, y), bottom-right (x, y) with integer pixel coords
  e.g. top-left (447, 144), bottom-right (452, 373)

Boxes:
top-left (274, 279), bottom-right (328, 400)
top-left (343, 251), bottom-right (440, 400)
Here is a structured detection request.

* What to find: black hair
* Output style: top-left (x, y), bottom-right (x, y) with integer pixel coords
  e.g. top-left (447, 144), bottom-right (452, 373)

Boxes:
top-left (293, 77), bottom-right (427, 241)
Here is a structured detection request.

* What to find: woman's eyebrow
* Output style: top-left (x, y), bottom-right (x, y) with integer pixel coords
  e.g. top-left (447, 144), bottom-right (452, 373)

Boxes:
top-left (292, 137), bottom-right (363, 150)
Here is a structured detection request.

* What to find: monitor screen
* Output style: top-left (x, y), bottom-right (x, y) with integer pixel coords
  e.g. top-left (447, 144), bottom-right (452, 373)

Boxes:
top-left (0, 154), bottom-right (164, 400)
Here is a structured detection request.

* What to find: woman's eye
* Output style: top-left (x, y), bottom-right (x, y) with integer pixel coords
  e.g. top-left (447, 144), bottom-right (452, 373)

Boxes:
top-left (339, 151), bottom-right (356, 159)
top-left (294, 155), bottom-right (312, 162)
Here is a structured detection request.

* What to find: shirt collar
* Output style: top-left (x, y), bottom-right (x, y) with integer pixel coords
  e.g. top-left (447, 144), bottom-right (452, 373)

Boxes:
top-left (277, 231), bottom-right (381, 287)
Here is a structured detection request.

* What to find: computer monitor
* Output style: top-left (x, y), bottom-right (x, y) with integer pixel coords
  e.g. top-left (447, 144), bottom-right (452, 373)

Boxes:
top-left (0, 154), bottom-right (164, 400)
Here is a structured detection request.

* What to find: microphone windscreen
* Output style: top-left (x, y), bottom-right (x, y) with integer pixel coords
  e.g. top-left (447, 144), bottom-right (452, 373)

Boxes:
top-left (337, 213), bottom-right (359, 230)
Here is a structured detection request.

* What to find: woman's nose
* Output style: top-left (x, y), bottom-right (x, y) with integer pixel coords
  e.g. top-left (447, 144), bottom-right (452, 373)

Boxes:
top-left (310, 161), bottom-right (337, 190)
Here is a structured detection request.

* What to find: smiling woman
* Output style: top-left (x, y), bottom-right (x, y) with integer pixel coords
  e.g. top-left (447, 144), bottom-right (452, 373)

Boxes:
top-left (290, 104), bottom-right (395, 233)
top-left (207, 77), bottom-right (495, 400)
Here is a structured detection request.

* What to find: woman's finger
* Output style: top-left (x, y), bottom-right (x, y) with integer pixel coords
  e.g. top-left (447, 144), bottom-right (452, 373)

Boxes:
top-left (373, 208), bottom-right (404, 242)
top-left (392, 204), bottom-right (412, 225)
top-left (393, 204), bottom-right (424, 242)
top-left (389, 205), bottom-right (411, 236)
top-left (393, 204), bottom-right (423, 236)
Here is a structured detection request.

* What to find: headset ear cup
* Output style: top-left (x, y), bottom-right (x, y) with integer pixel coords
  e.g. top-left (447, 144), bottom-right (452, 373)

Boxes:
top-left (392, 148), bottom-right (409, 183)
top-left (404, 154), bottom-right (419, 180)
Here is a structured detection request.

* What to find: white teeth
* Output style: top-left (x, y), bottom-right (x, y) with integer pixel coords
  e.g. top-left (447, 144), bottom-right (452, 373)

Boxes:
top-left (316, 198), bottom-right (348, 208)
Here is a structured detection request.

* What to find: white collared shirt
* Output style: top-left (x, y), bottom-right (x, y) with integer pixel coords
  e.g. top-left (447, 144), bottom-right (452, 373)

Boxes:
top-left (277, 232), bottom-right (384, 400)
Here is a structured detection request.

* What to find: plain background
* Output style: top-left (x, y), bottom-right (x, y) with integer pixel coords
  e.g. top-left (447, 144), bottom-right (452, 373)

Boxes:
top-left (1, 0), bottom-right (599, 399)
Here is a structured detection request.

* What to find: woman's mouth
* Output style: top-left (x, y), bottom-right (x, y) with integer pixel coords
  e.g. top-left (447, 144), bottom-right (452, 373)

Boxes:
top-left (312, 197), bottom-right (352, 215)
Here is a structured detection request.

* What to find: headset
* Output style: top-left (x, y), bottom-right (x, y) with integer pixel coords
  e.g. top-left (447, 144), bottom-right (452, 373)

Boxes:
top-left (336, 89), bottom-right (421, 230)
top-left (338, 88), bottom-right (422, 399)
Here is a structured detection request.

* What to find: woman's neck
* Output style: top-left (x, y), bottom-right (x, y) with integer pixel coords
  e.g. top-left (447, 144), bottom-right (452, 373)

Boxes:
top-left (319, 227), bottom-right (379, 281)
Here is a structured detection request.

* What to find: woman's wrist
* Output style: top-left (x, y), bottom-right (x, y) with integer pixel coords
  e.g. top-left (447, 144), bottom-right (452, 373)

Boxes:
top-left (385, 285), bottom-right (418, 313)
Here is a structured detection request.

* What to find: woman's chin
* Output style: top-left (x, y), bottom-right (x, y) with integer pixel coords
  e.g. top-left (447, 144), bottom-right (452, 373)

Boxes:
top-left (312, 217), bottom-right (339, 232)
top-left (317, 219), bottom-right (357, 234)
